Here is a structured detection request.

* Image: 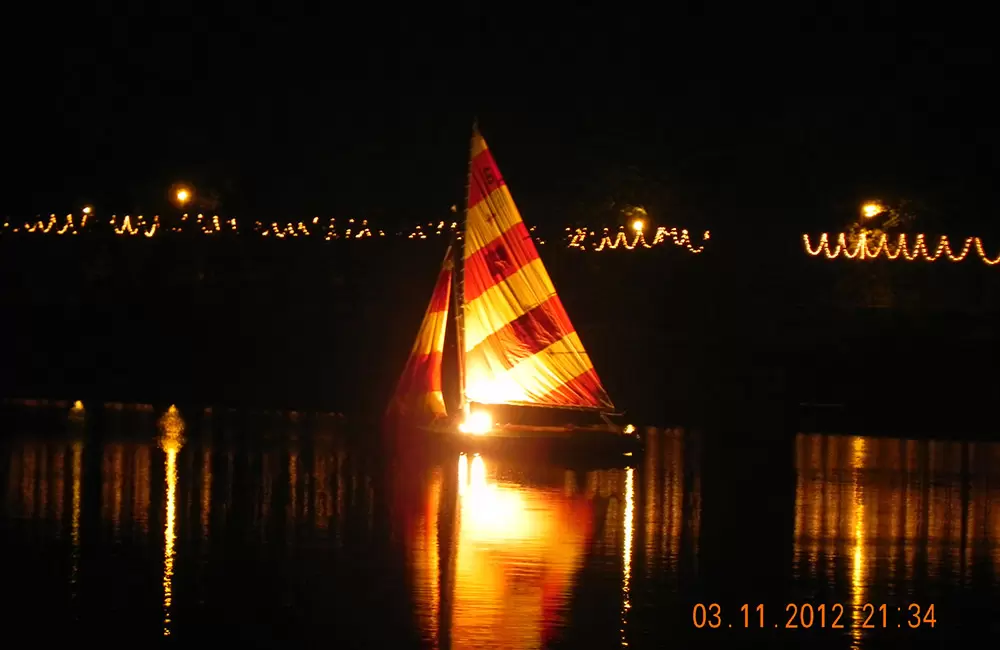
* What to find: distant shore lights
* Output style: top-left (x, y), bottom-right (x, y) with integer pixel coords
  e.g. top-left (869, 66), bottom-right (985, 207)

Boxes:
top-left (803, 232), bottom-right (1000, 265)
top-left (803, 199), bottom-right (999, 265)
top-left (172, 185), bottom-right (192, 209)
top-left (1, 212), bottom-right (710, 253)
top-left (569, 225), bottom-right (709, 253)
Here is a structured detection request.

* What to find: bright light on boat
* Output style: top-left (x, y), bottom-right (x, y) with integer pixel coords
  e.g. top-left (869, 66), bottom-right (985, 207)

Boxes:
top-left (623, 424), bottom-right (636, 435)
top-left (459, 410), bottom-right (492, 435)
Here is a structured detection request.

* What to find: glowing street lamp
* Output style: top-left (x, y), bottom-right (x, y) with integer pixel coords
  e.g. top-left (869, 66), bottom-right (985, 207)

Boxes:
top-left (82, 206), bottom-right (92, 215)
top-left (861, 202), bottom-right (884, 219)
top-left (175, 188), bottom-right (191, 206)
top-left (632, 219), bottom-right (644, 233)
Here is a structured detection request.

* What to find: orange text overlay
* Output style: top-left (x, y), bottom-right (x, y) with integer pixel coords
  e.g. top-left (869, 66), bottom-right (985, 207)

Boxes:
top-left (692, 603), bottom-right (937, 629)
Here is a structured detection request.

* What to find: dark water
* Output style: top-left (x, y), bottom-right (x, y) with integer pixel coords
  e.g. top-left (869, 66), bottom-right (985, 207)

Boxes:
top-left (1, 403), bottom-right (998, 648)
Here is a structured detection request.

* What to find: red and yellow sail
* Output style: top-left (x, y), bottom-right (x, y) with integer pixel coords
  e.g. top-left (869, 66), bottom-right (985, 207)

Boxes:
top-left (462, 128), bottom-right (614, 410)
top-left (386, 247), bottom-right (453, 422)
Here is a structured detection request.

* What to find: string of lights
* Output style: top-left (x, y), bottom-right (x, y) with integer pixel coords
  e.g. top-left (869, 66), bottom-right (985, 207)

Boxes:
top-left (2, 212), bottom-right (385, 240)
top-left (568, 225), bottom-right (710, 253)
top-left (1, 211), bottom-right (711, 252)
top-left (803, 232), bottom-right (1000, 266)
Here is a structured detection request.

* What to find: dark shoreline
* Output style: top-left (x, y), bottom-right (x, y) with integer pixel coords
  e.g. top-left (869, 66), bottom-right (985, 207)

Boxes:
top-left (1, 237), bottom-right (996, 436)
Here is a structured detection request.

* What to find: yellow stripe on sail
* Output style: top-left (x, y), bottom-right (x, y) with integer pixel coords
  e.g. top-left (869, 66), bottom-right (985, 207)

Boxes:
top-left (470, 132), bottom-right (489, 158)
top-left (463, 257), bottom-right (556, 352)
top-left (411, 309), bottom-right (450, 358)
top-left (464, 331), bottom-right (595, 405)
top-left (422, 391), bottom-right (446, 414)
top-left (464, 188), bottom-right (524, 259)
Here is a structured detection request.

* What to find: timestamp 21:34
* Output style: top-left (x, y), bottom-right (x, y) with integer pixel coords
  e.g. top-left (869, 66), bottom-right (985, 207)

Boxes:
top-left (692, 603), bottom-right (937, 629)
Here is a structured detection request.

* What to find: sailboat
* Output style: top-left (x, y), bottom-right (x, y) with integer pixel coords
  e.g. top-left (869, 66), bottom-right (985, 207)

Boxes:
top-left (387, 124), bottom-right (641, 458)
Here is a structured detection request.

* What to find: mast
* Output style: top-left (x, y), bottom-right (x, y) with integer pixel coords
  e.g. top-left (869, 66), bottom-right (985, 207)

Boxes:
top-left (452, 236), bottom-right (466, 416)
top-left (454, 118), bottom-right (476, 417)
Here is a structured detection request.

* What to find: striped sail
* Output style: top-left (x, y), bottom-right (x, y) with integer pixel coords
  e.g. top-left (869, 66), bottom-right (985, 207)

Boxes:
top-left (387, 246), bottom-right (453, 421)
top-left (462, 128), bottom-right (614, 410)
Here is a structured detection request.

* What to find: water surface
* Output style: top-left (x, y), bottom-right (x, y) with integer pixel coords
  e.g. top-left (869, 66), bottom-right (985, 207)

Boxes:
top-left (1, 404), bottom-right (998, 647)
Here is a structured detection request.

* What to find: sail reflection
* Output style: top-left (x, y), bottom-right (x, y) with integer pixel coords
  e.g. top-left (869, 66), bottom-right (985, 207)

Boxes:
top-left (449, 453), bottom-right (593, 648)
top-left (401, 429), bottom-right (702, 649)
top-left (793, 433), bottom-right (1000, 648)
top-left (410, 466), bottom-right (442, 646)
top-left (406, 452), bottom-right (611, 649)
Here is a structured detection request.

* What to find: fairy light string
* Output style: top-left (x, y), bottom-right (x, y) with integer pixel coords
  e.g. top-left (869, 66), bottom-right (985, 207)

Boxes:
top-left (10, 210), bottom-right (999, 264)
top-left (568, 226), bottom-right (710, 253)
top-left (1, 213), bottom-right (711, 253)
top-left (802, 232), bottom-right (1000, 266)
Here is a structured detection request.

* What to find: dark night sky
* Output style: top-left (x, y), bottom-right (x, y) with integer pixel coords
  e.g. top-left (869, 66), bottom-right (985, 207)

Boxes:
top-left (3, 2), bottom-right (997, 233)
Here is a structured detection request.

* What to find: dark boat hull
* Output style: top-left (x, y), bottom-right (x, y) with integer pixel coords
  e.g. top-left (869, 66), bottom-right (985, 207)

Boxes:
top-left (417, 421), bottom-right (643, 467)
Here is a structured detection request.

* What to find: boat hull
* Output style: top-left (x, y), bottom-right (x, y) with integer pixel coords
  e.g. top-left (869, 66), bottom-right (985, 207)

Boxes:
top-left (417, 421), bottom-right (643, 466)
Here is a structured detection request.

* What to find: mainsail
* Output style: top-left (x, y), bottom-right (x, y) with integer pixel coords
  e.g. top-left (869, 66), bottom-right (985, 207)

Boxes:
top-left (387, 246), bottom-right (453, 421)
top-left (461, 128), bottom-right (614, 410)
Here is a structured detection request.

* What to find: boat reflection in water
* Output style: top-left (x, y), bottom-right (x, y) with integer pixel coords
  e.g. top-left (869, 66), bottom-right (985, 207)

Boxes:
top-left (2, 408), bottom-right (711, 646)
top-left (409, 451), bottom-right (636, 649)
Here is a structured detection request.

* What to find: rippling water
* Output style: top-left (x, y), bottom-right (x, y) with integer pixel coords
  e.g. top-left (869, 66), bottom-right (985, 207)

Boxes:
top-left (1, 404), bottom-right (998, 648)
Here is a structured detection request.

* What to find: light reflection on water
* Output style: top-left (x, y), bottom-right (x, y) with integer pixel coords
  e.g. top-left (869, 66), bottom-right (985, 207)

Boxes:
top-left (402, 436), bottom-right (686, 649)
top-left (158, 406), bottom-right (184, 637)
top-left (70, 441), bottom-right (81, 599)
top-left (792, 433), bottom-right (1000, 649)
top-left (1, 406), bottom-right (999, 648)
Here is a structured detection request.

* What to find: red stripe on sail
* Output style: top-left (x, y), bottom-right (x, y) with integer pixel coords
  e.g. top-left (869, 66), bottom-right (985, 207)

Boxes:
top-left (427, 269), bottom-right (451, 313)
top-left (463, 221), bottom-right (539, 303)
top-left (386, 245), bottom-right (452, 422)
top-left (466, 295), bottom-right (571, 367)
top-left (467, 147), bottom-right (507, 209)
top-left (535, 366), bottom-right (608, 408)
top-left (395, 351), bottom-right (444, 395)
